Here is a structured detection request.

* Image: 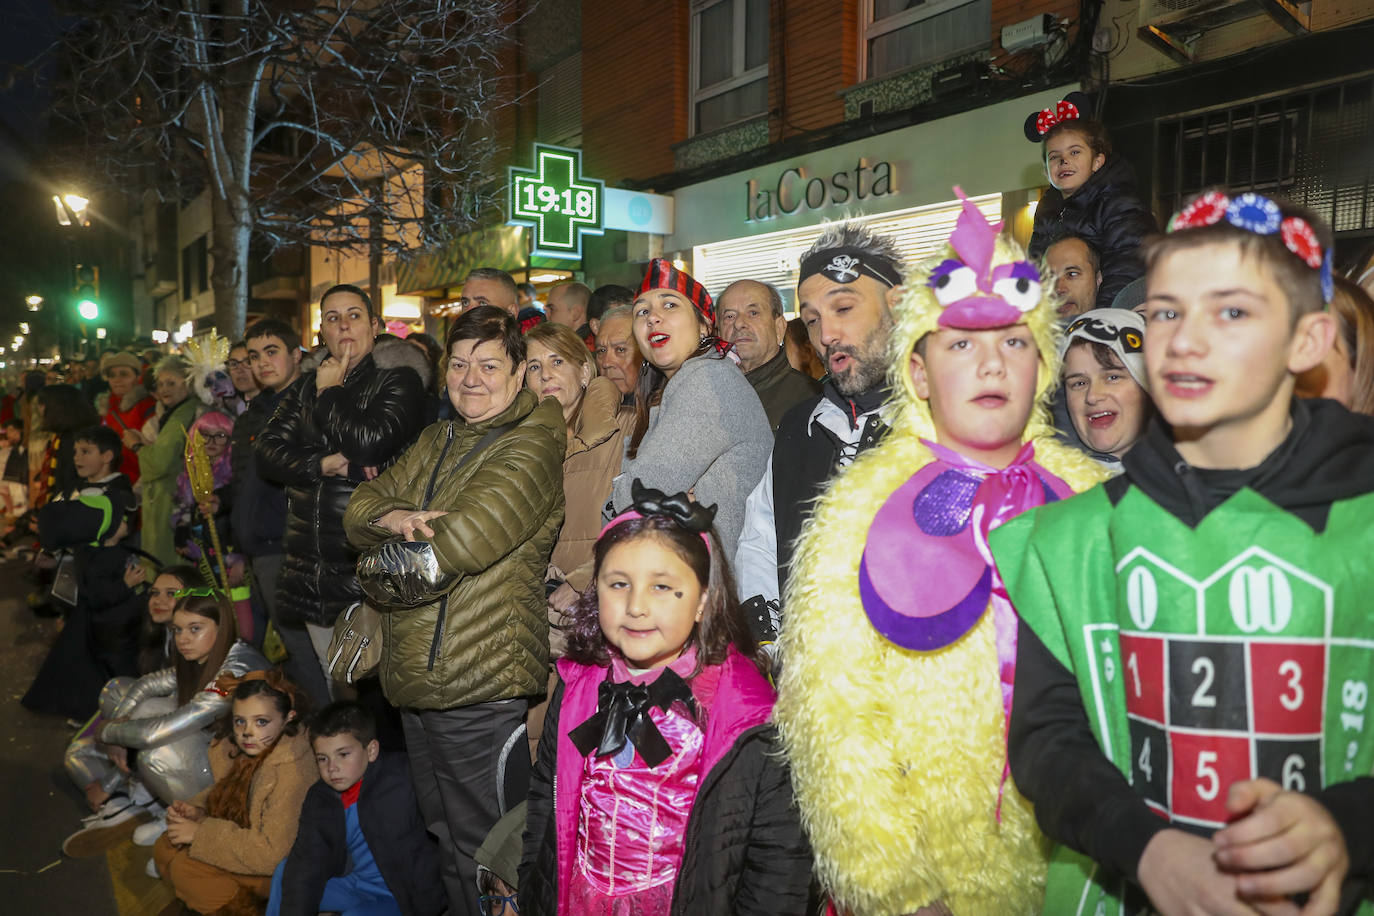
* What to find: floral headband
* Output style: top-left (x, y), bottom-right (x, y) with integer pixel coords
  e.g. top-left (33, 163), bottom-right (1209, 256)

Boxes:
top-left (1167, 191), bottom-right (1335, 303)
top-left (600, 480), bottom-right (715, 553)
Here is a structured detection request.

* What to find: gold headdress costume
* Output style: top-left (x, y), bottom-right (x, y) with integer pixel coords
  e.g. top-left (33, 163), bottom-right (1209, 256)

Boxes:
top-left (774, 190), bottom-right (1106, 915)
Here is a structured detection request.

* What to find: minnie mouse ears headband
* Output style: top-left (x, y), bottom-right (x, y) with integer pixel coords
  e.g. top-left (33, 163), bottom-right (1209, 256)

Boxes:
top-left (1167, 191), bottom-right (1335, 304)
top-left (1023, 91), bottom-right (1093, 143)
top-left (600, 479), bottom-right (716, 552)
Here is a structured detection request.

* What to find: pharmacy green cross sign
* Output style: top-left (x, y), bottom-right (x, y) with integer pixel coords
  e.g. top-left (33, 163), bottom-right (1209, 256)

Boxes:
top-left (508, 144), bottom-right (605, 260)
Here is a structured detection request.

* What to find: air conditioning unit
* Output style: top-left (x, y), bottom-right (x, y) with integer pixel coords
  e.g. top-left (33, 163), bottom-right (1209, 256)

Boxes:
top-left (1138, 0), bottom-right (1310, 63)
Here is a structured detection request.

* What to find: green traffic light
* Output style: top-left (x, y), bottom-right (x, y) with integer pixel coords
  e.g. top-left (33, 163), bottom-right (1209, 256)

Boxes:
top-left (78, 299), bottom-right (100, 321)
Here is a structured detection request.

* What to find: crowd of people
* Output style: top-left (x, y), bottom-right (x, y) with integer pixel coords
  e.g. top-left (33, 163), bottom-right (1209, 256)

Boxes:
top-left (7, 94), bottom-right (1374, 916)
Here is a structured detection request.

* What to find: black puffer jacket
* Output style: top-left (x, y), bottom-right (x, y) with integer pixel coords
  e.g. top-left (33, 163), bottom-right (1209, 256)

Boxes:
top-left (1028, 154), bottom-right (1158, 311)
top-left (231, 381), bottom-right (293, 558)
top-left (520, 680), bottom-right (815, 916)
top-left (255, 341), bottom-right (427, 627)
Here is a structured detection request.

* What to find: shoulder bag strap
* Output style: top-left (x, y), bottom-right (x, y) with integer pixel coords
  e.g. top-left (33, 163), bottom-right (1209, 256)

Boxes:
top-left (420, 421), bottom-right (516, 510)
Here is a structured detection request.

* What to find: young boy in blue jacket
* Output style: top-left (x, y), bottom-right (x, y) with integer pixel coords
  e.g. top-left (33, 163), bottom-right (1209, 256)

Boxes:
top-left (267, 701), bottom-right (443, 916)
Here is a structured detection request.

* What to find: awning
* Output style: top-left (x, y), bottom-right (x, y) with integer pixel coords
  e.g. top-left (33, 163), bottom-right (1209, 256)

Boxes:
top-left (395, 224), bottom-right (578, 296)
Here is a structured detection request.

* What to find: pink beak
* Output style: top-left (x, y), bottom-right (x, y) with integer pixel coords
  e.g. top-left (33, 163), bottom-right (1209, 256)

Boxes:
top-left (938, 297), bottom-right (1026, 329)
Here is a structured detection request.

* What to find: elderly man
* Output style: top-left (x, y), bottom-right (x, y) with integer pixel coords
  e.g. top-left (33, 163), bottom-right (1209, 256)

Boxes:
top-left (1045, 235), bottom-right (1102, 319)
top-left (592, 303), bottom-right (641, 407)
top-left (544, 281), bottom-right (594, 347)
top-left (717, 279), bottom-right (819, 430)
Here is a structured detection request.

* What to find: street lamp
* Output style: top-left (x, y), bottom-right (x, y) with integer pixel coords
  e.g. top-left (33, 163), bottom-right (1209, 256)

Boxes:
top-left (25, 295), bottom-right (42, 310)
top-left (53, 194), bottom-right (90, 227)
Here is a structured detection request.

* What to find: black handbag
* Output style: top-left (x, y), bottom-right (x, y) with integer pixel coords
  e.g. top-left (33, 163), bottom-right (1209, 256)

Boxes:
top-left (357, 421), bottom-right (514, 608)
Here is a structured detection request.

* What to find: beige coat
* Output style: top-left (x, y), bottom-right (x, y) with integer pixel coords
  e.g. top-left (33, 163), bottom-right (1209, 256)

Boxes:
top-left (187, 730), bottom-right (317, 876)
top-left (549, 376), bottom-right (635, 593)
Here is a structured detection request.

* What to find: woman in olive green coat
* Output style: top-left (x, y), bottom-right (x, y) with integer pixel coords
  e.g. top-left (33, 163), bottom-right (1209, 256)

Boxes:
top-left (138, 357), bottom-right (199, 566)
top-left (343, 305), bottom-right (564, 915)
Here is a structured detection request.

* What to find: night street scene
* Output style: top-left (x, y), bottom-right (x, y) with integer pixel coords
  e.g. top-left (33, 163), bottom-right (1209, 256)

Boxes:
top-left (2, 1), bottom-right (1373, 915)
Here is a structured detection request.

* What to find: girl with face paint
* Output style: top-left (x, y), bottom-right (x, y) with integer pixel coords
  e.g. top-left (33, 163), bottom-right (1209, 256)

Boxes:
top-left (153, 671), bottom-right (317, 914)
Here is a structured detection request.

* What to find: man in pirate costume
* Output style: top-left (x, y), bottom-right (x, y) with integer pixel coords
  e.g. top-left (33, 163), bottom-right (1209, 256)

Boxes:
top-left (994, 191), bottom-right (1374, 914)
top-left (734, 222), bottom-right (906, 647)
top-left (774, 190), bottom-right (1105, 915)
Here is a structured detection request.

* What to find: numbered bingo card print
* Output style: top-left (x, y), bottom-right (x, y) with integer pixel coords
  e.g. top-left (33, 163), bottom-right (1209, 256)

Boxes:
top-left (1085, 545), bottom-right (1374, 832)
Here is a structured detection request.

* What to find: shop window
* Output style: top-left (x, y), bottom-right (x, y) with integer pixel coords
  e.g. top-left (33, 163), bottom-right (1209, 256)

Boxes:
top-left (1155, 76), bottom-right (1374, 234)
top-left (862, 0), bottom-right (990, 81)
top-left (691, 0), bottom-right (769, 136)
top-left (181, 235), bottom-right (208, 301)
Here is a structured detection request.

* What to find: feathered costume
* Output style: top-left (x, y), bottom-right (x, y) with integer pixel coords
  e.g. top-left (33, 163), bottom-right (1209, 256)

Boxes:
top-left (774, 190), bottom-right (1107, 916)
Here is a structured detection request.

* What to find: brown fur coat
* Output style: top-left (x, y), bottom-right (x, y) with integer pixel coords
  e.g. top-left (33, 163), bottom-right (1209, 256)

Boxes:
top-left (187, 731), bottom-right (317, 876)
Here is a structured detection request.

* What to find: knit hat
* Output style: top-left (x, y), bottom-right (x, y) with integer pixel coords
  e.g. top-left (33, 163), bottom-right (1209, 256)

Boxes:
top-left (1058, 308), bottom-right (1149, 392)
top-left (100, 351), bottom-right (143, 375)
top-left (638, 259), bottom-right (714, 326)
top-left (475, 800), bottom-right (526, 890)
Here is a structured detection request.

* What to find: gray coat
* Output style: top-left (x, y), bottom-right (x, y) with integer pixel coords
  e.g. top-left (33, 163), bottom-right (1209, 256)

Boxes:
top-left (612, 354), bottom-right (771, 556)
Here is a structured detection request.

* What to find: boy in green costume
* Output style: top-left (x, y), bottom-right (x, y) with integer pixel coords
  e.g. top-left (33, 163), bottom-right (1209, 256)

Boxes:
top-left (992, 190), bottom-right (1374, 915)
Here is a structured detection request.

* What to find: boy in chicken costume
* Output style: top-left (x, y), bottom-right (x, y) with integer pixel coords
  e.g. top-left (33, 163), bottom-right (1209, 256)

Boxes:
top-left (775, 191), bottom-right (1106, 916)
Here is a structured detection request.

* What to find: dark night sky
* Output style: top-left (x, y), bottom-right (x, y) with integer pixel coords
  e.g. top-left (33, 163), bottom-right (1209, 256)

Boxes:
top-left (0, 0), bottom-right (54, 187)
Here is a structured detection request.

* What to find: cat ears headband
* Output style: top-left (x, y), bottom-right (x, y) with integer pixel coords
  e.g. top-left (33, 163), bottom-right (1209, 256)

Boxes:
top-left (600, 480), bottom-right (717, 551)
top-left (1023, 91), bottom-right (1093, 143)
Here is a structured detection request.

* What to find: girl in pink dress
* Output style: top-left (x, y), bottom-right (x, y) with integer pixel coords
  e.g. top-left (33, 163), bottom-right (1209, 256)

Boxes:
top-left (517, 481), bottom-right (813, 916)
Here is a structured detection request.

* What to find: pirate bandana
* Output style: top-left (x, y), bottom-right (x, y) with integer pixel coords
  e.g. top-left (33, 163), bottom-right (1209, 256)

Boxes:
top-left (638, 258), bottom-right (715, 326)
top-left (1058, 308), bottom-right (1149, 392)
top-left (799, 246), bottom-right (903, 289)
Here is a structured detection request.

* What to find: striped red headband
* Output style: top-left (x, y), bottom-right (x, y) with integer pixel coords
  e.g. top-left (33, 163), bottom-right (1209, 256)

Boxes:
top-left (638, 258), bottom-right (715, 326)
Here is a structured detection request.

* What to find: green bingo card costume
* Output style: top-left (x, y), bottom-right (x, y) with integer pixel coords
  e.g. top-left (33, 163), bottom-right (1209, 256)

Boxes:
top-left (992, 446), bottom-right (1374, 915)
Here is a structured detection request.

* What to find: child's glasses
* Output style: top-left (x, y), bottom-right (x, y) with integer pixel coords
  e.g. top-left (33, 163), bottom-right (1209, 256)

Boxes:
top-left (478, 894), bottom-right (519, 915)
top-left (200, 432), bottom-right (230, 442)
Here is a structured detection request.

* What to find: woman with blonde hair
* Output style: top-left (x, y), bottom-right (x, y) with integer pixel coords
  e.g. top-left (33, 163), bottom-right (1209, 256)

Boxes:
top-left (1296, 276), bottom-right (1374, 415)
top-left (523, 322), bottom-right (635, 617)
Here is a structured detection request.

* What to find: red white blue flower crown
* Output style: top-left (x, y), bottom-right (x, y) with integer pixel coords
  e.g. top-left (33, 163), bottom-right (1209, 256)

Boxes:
top-left (1167, 191), bottom-right (1334, 303)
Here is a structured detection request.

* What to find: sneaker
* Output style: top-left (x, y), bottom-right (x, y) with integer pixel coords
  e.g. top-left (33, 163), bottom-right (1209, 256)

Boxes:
top-left (145, 857), bottom-right (159, 879)
top-left (80, 793), bottom-right (138, 827)
top-left (62, 812), bottom-right (149, 858)
top-left (132, 813), bottom-right (167, 847)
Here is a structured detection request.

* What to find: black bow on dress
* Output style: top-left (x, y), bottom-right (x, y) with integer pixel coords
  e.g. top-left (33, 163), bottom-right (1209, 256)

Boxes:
top-left (568, 668), bottom-right (697, 768)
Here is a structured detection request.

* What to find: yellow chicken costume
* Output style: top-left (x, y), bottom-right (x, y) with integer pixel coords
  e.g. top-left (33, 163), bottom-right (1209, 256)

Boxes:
top-left (774, 190), bottom-right (1106, 915)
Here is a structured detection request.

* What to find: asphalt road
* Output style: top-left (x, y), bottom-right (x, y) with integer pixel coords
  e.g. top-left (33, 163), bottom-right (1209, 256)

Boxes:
top-left (0, 555), bottom-right (119, 916)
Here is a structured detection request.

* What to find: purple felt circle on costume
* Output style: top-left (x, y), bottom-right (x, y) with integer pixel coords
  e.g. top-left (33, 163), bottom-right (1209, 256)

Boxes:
top-left (912, 469), bottom-right (978, 536)
top-left (860, 554), bottom-right (992, 650)
top-left (859, 464), bottom-right (992, 649)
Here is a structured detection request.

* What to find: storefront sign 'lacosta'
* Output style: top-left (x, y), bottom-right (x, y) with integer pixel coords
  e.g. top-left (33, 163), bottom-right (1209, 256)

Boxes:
top-left (745, 159), bottom-right (894, 222)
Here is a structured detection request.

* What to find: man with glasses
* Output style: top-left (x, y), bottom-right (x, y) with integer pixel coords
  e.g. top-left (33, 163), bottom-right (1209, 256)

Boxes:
top-left (226, 340), bottom-right (261, 412)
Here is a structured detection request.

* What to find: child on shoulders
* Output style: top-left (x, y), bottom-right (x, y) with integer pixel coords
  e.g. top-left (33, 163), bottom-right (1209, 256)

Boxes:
top-left (1025, 92), bottom-right (1157, 310)
top-left (519, 481), bottom-right (814, 916)
top-left (268, 701), bottom-right (443, 916)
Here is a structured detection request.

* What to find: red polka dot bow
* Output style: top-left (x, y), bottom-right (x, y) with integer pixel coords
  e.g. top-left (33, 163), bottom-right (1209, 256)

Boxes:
top-left (1035, 99), bottom-right (1081, 137)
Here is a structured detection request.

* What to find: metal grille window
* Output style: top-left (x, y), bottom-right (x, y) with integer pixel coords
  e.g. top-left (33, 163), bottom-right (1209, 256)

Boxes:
top-left (691, 0), bottom-right (769, 135)
top-left (1155, 76), bottom-right (1374, 234)
top-left (863, 0), bottom-right (990, 81)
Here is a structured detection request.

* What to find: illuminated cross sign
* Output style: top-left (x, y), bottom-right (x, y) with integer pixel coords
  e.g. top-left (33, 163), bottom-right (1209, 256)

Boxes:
top-left (508, 144), bottom-right (604, 260)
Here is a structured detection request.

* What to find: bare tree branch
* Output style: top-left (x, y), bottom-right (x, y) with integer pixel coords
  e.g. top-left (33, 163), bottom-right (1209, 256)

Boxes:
top-left (45, 0), bottom-right (518, 336)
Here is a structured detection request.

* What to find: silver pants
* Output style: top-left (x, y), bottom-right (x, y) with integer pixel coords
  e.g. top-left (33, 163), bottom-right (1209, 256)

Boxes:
top-left (63, 680), bottom-right (214, 805)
